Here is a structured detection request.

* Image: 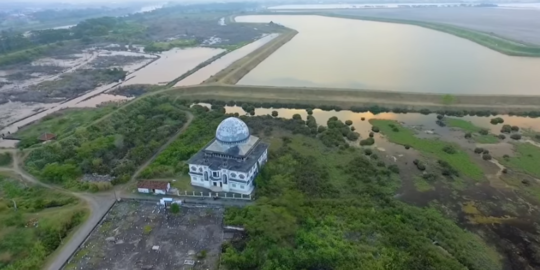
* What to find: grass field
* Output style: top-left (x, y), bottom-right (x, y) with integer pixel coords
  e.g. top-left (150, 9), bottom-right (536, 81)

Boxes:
top-left (15, 106), bottom-right (116, 148)
top-left (446, 118), bottom-right (482, 133)
top-left (445, 118), bottom-right (499, 144)
top-left (370, 119), bottom-right (484, 180)
top-left (501, 143), bottom-right (540, 178)
top-left (0, 174), bottom-right (87, 270)
top-left (414, 177), bottom-right (434, 192)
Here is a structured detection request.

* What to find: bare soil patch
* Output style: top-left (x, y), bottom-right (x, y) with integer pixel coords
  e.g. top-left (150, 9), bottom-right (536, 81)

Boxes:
top-left (65, 201), bottom-right (224, 270)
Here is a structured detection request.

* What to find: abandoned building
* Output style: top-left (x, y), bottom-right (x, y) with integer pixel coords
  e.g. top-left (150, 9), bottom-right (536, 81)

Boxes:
top-left (187, 117), bottom-right (268, 195)
top-left (137, 180), bottom-right (171, 195)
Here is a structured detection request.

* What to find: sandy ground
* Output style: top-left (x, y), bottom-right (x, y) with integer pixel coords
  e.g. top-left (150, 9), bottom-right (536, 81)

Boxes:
top-left (335, 8), bottom-right (540, 45)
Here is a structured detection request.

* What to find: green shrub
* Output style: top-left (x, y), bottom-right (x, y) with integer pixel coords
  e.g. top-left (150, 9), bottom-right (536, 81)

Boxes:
top-left (0, 152), bottom-right (12, 166)
top-left (443, 145), bottom-right (457, 154)
top-left (170, 203), bottom-right (180, 214)
top-left (510, 134), bottom-right (522, 140)
top-left (345, 120), bottom-right (353, 126)
top-left (371, 126), bottom-right (380, 133)
top-left (482, 154), bottom-right (492, 160)
top-left (364, 149), bottom-right (373, 156)
top-left (490, 117), bottom-right (504, 125)
top-left (360, 137), bottom-right (375, 146)
top-left (501, 125), bottom-right (512, 133)
top-left (388, 164), bottom-right (400, 174)
top-left (346, 132), bottom-right (360, 141)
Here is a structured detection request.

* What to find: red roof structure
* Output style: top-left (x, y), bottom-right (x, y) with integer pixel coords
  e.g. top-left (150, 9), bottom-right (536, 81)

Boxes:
top-left (137, 180), bottom-right (169, 190)
top-left (38, 133), bottom-right (56, 141)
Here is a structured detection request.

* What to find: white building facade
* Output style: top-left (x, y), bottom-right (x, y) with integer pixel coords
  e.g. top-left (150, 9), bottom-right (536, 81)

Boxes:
top-left (187, 117), bottom-right (269, 195)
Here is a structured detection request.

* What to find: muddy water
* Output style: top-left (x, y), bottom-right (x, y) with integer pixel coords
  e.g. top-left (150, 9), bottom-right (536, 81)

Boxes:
top-left (174, 34), bottom-right (280, 86)
top-left (225, 106), bottom-right (540, 133)
top-left (123, 47), bottom-right (224, 86)
top-left (235, 15), bottom-right (540, 95)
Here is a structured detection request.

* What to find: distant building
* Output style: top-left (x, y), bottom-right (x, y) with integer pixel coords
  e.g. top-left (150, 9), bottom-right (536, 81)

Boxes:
top-left (38, 133), bottom-right (56, 142)
top-left (187, 117), bottom-right (269, 195)
top-left (137, 180), bottom-right (170, 195)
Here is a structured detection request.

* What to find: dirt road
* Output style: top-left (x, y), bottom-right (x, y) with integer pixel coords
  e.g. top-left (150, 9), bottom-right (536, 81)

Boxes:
top-left (0, 149), bottom-right (116, 270)
top-left (127, 110), bottom-right (194, 183)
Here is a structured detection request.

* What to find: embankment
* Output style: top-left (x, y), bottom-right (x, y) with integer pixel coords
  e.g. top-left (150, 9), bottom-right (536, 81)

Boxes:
top-left (166, 84), bottom-right (540, 113)
top-left (202, 29), bottom-right (298, 85)
top-left (166, 50), bottom-right (229, 87)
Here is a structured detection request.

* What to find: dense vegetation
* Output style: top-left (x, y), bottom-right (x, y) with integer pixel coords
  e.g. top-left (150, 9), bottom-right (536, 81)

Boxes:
top-left (24, 96), bottom-right (188, 189)
top-left (223, 131), bottom-right (502, 270)
top-left (140, 107), bottom-right (224, 179)
top-left (0, 175), bottom-right (86, 270)
top-left (1, 2), bottom-right (282, 66)
top-left (16, 106), bottom-right (116, 149)
top-left (0, 153), bottom-right (12, 167)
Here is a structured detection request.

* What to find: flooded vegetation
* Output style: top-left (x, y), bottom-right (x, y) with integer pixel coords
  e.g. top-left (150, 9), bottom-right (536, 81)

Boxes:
top-left (210, 103), bottom-right (540, 269)
top-left (236, 15), bottom-right (540, 94)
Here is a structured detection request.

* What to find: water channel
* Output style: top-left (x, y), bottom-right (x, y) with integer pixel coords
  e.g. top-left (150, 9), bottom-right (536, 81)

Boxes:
top-left (235, 15), bottom-right (540, 95)
top-left (174, 34), bottom-right (280, 86)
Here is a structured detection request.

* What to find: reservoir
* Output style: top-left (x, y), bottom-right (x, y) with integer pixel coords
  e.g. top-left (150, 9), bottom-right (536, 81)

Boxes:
top-left (235, 15), bottom-right (540, 95)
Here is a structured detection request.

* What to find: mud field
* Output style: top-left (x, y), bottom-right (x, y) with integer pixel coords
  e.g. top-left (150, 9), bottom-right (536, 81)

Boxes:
top-left (64, 201), bottom-right (224, 270)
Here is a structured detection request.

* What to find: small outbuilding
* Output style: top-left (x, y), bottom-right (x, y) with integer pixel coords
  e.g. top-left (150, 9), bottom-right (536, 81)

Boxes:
top-left (137, 180), bottom-right (170, 195)
top-left (38, 133), bottom-right (56, 142)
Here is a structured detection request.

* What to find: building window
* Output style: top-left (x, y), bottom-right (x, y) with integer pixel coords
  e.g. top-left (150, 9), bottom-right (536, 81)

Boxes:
top-left (239, 174), bottom-right (245, 179)
top-left (199, 167), bottom-right (202, 172)
top-left (212, 171), bottom-right (219, 177)
top-left (191, 166), bottom-right (196, 171)
top-left (232, 184), bottom-right (236, 188)
top-left (230, 173), bottom-right (236, 178)
top-left (241, 185), bottom-right (245, 189)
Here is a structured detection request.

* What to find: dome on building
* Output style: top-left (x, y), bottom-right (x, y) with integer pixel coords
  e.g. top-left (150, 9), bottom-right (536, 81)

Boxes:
top-left (216, 117), bottom-right (250, 145)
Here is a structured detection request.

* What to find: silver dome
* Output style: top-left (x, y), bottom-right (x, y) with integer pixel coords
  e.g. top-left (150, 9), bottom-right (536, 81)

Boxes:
top-left (216, 117), bottom-right (250, 144)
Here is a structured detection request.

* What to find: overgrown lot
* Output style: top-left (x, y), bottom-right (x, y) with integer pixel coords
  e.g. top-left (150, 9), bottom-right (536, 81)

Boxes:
top-left (0, 175), bottom-right (86, 270)
top-left (16, 106), bottom-right (116, 148)
top-left (24, 96), bottom-right (188, 189)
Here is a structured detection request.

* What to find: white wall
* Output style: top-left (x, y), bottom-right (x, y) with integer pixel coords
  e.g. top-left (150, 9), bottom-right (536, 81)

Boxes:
top-left (138, 188), bottom-right (150, 193)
